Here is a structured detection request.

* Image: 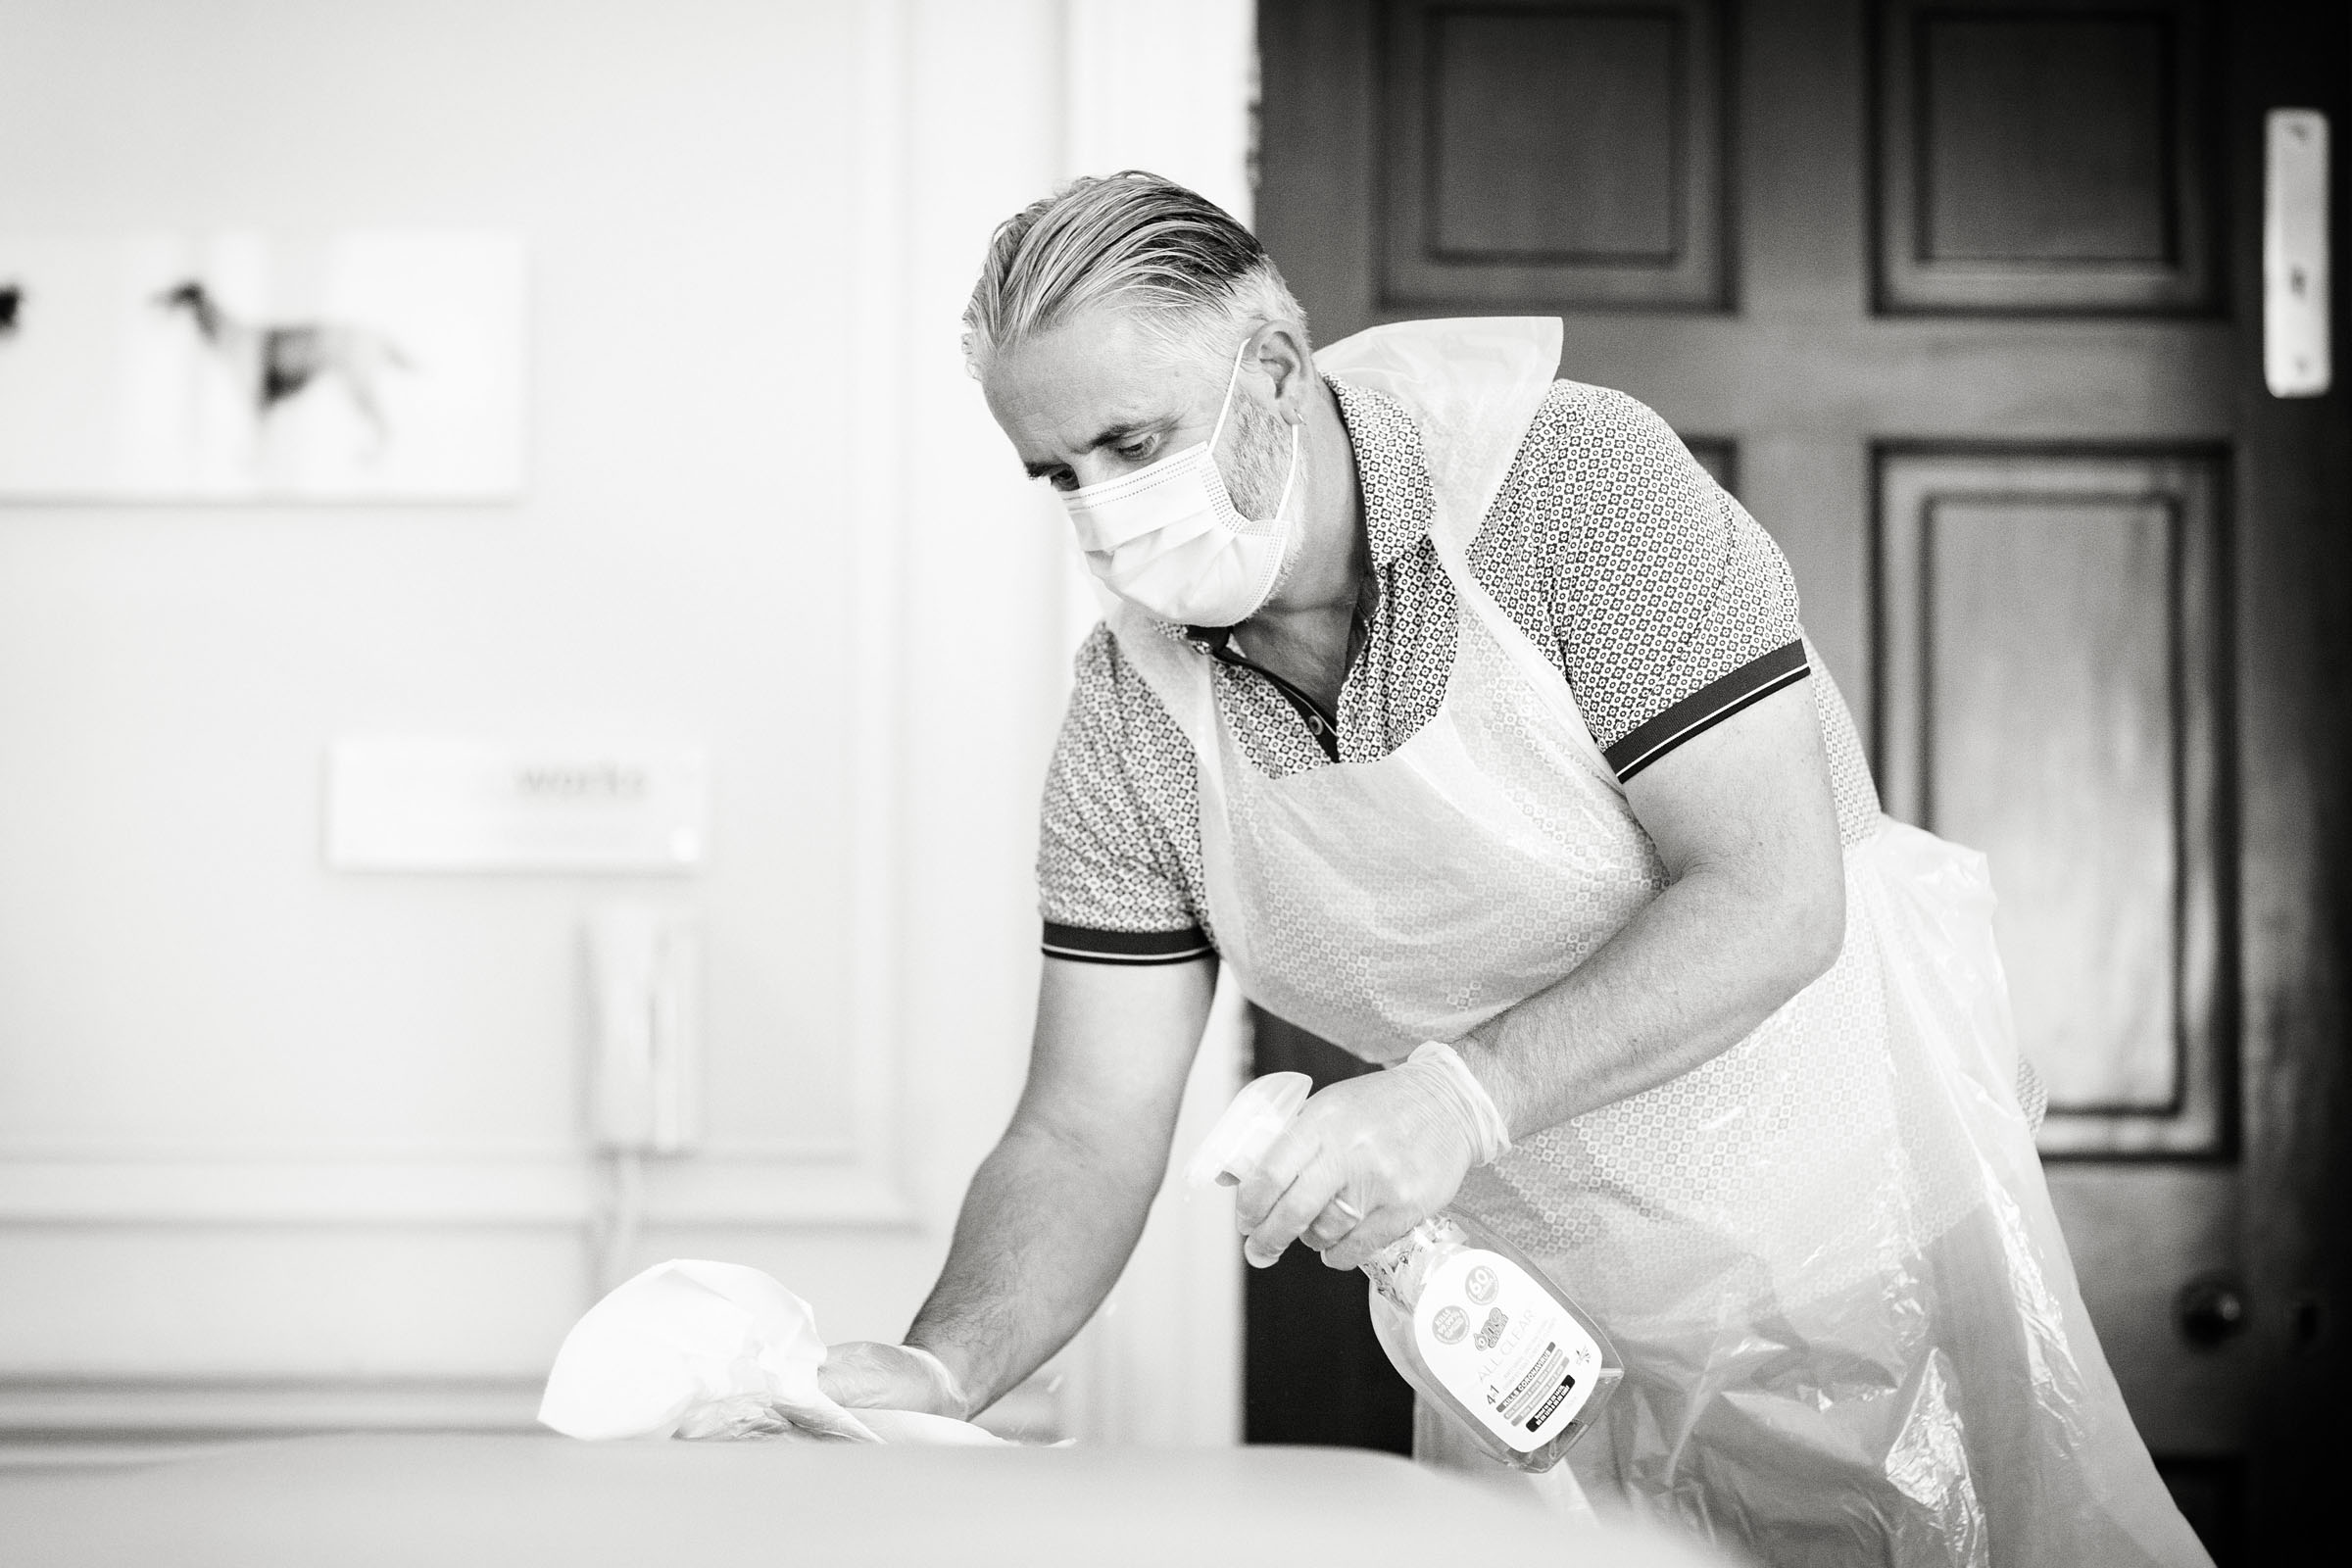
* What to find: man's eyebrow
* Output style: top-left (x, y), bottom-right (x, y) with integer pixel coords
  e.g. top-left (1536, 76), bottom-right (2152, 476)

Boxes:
top-left (1020, 417), bottom-right (1173, 479)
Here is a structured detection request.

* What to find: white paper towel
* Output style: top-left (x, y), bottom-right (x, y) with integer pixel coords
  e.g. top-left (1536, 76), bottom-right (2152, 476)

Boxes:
top-left (537, 1259), bottom-right (1006, 1446)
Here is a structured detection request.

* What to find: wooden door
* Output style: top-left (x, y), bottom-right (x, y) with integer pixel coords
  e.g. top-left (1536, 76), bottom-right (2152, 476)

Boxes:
top-left (1254, 1), bottom-right (2352, 1560)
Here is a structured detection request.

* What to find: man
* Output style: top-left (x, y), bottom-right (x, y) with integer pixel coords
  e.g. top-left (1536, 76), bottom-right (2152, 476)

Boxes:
top-left (818, 173), bottom-right (2206, 1568)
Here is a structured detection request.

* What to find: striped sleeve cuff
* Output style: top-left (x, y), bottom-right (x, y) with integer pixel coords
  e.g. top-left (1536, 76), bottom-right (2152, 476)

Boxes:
top-left (1602, 640), bottom-right (1809, 782)
top-left (1042, 921), bottom-right (1216, 966)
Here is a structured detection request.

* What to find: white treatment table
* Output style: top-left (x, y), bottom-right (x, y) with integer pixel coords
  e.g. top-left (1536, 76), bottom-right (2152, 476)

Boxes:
top-left (0, 1433), bottom-right (1728, 1566)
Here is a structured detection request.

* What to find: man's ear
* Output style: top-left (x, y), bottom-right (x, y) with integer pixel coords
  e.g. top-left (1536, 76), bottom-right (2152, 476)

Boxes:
top-left (1252, 322), bottom-right (1316, 417)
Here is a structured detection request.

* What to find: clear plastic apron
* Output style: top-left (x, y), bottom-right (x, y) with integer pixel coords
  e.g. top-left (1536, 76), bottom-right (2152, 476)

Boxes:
top-left (1107, 319), bottom-right (2210, 1568)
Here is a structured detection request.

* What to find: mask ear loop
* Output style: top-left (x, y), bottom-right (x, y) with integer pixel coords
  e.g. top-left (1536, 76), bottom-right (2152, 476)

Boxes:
top-left (1269, 421), bottom-right (1301, 520)
top-left (1208, 333), bottom-right (1304, 524)
top-left (1203, 334), bottom-right (1254, 451)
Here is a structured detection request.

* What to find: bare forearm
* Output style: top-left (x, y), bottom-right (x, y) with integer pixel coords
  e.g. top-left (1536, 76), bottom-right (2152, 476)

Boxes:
top-left (817, 960), bottom-right (1211, 1423)
top-left (1459, 860), bottom-right (1841, 1137)
top-left (903, 1116), bottom-right (1163, 1415)
top-left (891, 956), bottom-right (1214, 1417)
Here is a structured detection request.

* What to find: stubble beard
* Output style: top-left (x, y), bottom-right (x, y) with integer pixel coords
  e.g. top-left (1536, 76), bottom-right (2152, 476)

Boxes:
top-left (1220, 387), bottom-right (1296, 525)
top-left (1212, 383), bottom-right (1312, 618)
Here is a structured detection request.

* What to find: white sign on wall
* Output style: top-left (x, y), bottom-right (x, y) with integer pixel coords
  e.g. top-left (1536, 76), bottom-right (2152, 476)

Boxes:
top-left (0, 231), bottom-right (525, 501)
top-left (326, 736), bottom-right (708, 873)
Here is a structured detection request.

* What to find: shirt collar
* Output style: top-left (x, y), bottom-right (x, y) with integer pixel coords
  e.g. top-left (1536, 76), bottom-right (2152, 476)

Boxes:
top-left (1327, 375), bottom-right (1437, 571)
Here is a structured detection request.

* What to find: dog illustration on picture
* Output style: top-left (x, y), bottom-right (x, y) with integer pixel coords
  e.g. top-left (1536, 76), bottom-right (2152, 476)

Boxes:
top-left (155, 280), bottom-right (413, 458)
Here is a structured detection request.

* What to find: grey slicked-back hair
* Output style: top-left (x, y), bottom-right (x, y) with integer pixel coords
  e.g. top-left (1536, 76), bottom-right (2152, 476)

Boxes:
top-left (962, 172), bottom-right (1308, 377)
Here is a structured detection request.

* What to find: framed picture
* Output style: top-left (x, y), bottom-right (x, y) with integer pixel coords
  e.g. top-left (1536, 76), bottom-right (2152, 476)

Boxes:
top-left (0, 231), bottom-right (524, 501)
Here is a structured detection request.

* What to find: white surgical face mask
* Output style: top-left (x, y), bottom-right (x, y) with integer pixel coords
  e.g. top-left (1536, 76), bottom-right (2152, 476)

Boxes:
top-left (1057, 338), bottom-right (1300, 627)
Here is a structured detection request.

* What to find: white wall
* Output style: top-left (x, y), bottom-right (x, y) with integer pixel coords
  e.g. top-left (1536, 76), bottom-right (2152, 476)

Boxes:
top-left (0, 0), bottom-right (1251, 1445)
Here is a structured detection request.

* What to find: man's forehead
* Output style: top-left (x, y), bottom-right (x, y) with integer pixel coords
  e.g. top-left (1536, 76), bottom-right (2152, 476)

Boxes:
top-left (985, 313), bottom-right (1210, 459)
top-left (1004, 313), bottom-right (1178, 396)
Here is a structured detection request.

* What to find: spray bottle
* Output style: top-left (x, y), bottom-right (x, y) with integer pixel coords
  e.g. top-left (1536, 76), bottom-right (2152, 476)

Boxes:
top-left (1188, 1070), bottom-right (1622, 1472)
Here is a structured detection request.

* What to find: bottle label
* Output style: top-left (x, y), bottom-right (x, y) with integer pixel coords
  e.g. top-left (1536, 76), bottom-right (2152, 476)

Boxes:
top-left (1411, 1248), bottom-right (1602, 1453)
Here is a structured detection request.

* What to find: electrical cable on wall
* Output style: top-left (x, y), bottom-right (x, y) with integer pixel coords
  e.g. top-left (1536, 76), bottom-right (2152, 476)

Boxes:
top-left (583, 903), bottom-right (701, 1305)
top-left (593, 1148), bottom-right (645, 1299)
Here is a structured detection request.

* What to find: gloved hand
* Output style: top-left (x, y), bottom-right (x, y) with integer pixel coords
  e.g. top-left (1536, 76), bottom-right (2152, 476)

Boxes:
top-left (1234, 1042), bottom-right (1512, 1273)
top-left (816, 1341), bottom-right (971, 1421)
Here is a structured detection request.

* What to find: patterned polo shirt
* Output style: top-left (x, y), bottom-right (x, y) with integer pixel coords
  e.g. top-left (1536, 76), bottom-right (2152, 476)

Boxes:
top-left (1037, 376), bottom-right (1883, 965)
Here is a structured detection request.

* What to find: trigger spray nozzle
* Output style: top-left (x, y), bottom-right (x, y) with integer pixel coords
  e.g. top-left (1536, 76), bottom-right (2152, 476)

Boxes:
top-left (1184, 1067), bottom-right (1620, 1472)
top-left (1184, 1071), bottom-right (1311, 1189)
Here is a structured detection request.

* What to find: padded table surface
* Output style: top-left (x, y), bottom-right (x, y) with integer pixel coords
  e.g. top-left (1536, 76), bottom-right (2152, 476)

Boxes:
top-left (0, 1433), bottom-right (1720, 1566)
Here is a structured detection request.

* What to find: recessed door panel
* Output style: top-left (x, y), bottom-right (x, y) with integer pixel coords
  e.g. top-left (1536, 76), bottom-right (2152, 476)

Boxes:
top-left (1878, 451), bottom-right (2232, 1155)
top-left (1380, 0), bottom-right (1729, 309)
top-left (1876, 0), bottom-right (2217, 313)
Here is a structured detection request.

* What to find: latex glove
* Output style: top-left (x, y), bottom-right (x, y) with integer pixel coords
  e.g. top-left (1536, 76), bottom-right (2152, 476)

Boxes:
top-left (816, 1341), bottom-right (971, 1421)
top-left (1234, 1043), bottom-right (1511, 1273)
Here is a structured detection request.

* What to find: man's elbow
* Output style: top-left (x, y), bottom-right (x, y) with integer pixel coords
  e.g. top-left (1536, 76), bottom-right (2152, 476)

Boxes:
top-left (1776, 861), bottom-right (1847, 995)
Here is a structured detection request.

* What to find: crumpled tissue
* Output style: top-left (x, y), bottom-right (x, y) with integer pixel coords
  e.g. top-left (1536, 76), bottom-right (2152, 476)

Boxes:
top-left (537, 1258), bottom-right (1005, 1446)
